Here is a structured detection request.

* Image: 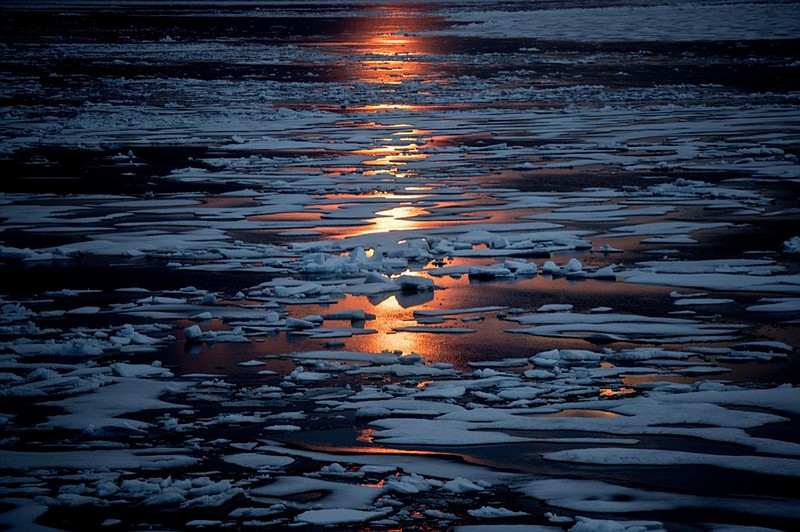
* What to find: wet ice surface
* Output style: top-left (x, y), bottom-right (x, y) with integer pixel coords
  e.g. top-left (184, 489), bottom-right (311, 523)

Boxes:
top-left (1, 1), bottom-right (799, 530)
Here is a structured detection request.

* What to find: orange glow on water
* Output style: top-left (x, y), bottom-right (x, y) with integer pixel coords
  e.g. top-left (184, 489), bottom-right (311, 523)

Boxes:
top-left (354, 132), bottom-right (428, 175)
top-left (357, 428), bottom-right (376, 443)
top-left (323, 192), bottom-right (426, 201)
top-left (347, 28), bottom-right (441, 86)
top-left (366, 205), bottom-right (430, 234)
top-left (305, 5), bottom-right (450, 90)
top-left (252, 210), bottom-right (323, 222)
top-left (358, 143), bottom-right (420, 155)
top-left (294, 441), bottom-right (455, 457)
top-left (599, 387), bottom-right (636, 398)
top-left (283, 293), bottom-right (432, 357)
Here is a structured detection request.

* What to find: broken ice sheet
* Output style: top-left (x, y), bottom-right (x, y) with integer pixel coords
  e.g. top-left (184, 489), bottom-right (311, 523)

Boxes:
top-left (1, 0), bottom-right (800, 530)
top-left (519, 478), bottom-right (798, 519)
top-left (505, 311), bottom-right (746, 343)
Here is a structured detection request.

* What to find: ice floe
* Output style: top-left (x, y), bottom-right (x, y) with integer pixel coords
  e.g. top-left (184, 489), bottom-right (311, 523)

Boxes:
top-left (1, 1), bottom-right (799, 530)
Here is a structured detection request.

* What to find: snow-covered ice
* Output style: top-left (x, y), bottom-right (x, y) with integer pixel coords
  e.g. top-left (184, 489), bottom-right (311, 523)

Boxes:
top-left (0, 0), bottom-right (798, 529)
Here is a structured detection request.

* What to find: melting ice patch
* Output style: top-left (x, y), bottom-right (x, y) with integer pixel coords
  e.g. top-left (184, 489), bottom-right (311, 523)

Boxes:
top-left (505, 311), bottom-right (744, 343)
top-left (519, 478), bottom-right (799, 519)
top-left (0, 3), bottom-right (799, 529)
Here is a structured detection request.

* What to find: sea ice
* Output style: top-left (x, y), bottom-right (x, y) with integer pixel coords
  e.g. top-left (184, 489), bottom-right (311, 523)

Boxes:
top-left (295, 508), bottom-right (392, 525)
top-left (221, 453), bottom-right (294, 470)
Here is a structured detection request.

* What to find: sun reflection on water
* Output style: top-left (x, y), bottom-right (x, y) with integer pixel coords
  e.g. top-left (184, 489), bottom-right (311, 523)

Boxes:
top-left (599, 387), bottom-right (636, 398)
top-left (359, 103), bottom-right (418, 111)
top-left (362, 205), bottom-right (431, 234)
top-left (354, 130), bottom-right (428, 178)
top-left (345, 26), bottom-right (444, 86)
top-left (306, 4), bottom-right (451, 95)
top-left (357, 428), bottom-right (376, 443)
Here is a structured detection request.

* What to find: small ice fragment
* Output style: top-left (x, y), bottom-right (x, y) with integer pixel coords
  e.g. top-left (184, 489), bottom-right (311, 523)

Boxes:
top-left (398, 353), bottom-right (424, 365)
top-left (467, 506), bottom-right (527, 518)
top-left (286, 318), bottom-right (316, 329)
top-left (542, 261), bottom-right (561, 275)
top-left (442, 477), bottom-right (485, 493)
top-left (537, 304), bottom-right (573, 313)
top-left (395, 275), bottom-right (434, 292)
top-left (783, 236), bottom-right (800, 253)
top-left (237, 360), bottom-right (265, 367)
top-left (563, 258), bottom-right (585, 278)
top-left (355, 406), bottom-right (391, 419)
top-left (591, 265), bottom-right (617, 280)
top-left (184, 325), bottom-right (203, 342)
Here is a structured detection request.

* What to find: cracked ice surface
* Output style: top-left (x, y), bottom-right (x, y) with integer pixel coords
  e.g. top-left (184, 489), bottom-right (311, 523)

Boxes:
top-left (1, 0), bottom-right (799, 530)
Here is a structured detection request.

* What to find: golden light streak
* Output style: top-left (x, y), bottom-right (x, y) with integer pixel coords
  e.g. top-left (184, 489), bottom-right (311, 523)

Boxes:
top-left (599, 387), bottom-right (636, 398)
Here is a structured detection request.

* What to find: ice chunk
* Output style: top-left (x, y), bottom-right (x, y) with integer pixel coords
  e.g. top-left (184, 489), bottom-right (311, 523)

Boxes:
top-left (537, 304), bottom-right (573, 313)
top-left (442, 477), bottom-right (485, 493)
top-left (184, 325), bottom-right (203, 342)
top-left (570, 517), bottom-right (666, 532)
top-left (783, 236), bottom-right (800, 253)
top-left (237, 359), bottom-right (265, 367)
top-left (563, 258), bottom-right (585, 278)
top-left (544, 448), bottom-right (800, 476)
top-left (395, 275), bottom-right (434, 292)
top-left (111, 363), bottom-right (173, 379)
top-left (249, 476), bottom-right (382, 509)
top-left (222, 453), bottom-right (294, 469)
top-left (296, 508), bottom-right (391, 525)
top-left (467, 506), bottom-right (528, 518)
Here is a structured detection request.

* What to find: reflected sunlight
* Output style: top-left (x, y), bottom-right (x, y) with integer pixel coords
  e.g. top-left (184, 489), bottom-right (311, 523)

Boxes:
top-left (356, 135), bottom-right (427, 174)
top-left (357, 428), bottom-right (376, 443)
top-left (360, 295), bottom-right (430, 356)
top-left (359, 103), bottom-right (418, 111)
top-left (366, 205), bottom-right (430, 234)
top-left (350, 32), bottom-right (437, 86)
top-left (599, 387), bottom-right (636, 398)
top-left (312, 5), bottom-right (450, 89)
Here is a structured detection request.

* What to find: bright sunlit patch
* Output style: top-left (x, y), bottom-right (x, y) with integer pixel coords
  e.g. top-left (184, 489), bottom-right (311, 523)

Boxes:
top-left (323, 192), bottom-right (426, 201)
top-left (377, 37), bottom-right (414, 47)
top-left (364, 153), bottom-right (427, 167)
top-left (357, 428), bottom-right (376, 443)
top-left (362, 168), bottom-right (406, 177)
top-left (357, 143), bottom-right (420, 157)
top-left (390, 268), bottom-right (426, 279)
top-left (360, 103), bottom-right (418, 111)
top-left (599, 387), bottom-right (636, 398)
top-left (357, 298), bottom-right (430, 356)
top-left (352, 134), bottom-right (428, 177)
top-left (352, 206), bottom-right (430, 236)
